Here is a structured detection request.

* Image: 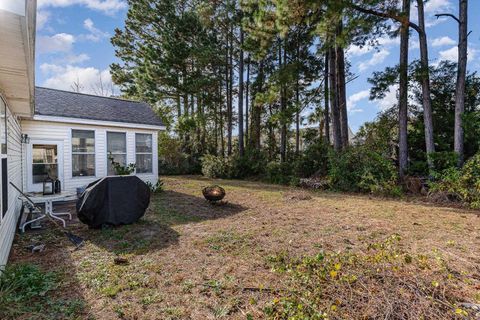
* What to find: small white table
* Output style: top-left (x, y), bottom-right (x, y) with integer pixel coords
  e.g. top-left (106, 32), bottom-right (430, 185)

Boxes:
top-left (19, 192), bottom-right (77, 232)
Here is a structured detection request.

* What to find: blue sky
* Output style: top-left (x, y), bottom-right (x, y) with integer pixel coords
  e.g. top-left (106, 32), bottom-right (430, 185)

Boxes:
top-left (35, 0), bottom-right (480, 132)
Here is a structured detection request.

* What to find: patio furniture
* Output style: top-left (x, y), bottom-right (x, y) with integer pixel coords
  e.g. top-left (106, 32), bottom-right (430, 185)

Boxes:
top-left (18, 191), bottom-right (77, 232)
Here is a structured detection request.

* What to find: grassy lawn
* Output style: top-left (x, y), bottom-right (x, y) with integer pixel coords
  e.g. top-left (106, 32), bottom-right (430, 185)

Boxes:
top-left (7, 176), bottom-right (480, 319)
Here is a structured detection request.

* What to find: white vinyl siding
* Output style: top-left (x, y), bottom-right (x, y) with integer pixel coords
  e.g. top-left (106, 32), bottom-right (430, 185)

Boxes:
top-left (0, 102), bottom-right (23, 266)
top-left (21, 120), bottom-right (159, 192)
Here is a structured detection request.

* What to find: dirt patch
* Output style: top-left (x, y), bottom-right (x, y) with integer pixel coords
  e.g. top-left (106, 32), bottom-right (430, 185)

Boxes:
top-left (8, 176), bottom-right (480, 319)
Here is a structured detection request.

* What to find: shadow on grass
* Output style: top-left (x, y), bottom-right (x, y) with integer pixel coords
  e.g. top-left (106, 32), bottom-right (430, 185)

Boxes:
top-left (8, 228), bottom-right (91, 319)
top-left (82, 190), bottom-right (247, 256)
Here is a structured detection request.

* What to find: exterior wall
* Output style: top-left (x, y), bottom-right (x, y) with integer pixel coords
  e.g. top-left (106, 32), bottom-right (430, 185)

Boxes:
top-left (0, 103), bottom-right (23, 266)
top-left (21, 119), bottom-right (159, 193)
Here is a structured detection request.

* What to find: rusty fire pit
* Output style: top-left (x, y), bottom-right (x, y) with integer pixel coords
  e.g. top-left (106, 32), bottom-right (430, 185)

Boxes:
top-left (202, 185), bottom-right (226, 203)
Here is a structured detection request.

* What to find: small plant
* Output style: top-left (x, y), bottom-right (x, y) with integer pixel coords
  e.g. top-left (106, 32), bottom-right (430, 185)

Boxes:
top-left (146, 180), bottom-right (164, 193)
top-left (108, 153), bottom-right (136, 175)
top-left (0, 263), bottom-right (60, 318)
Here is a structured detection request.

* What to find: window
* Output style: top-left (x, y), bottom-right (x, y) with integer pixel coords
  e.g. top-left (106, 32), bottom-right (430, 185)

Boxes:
top-left (1, 98), bottom-right (7, 218)
top-left (72, 130), bottom-right (95, 177)
top-left (32, 144), bottom-right (58, 183)
top-left (0, 97), bottom-right (6, 155)
top-left (107, 132), bottom-right (126, 175)
top-left (135, 133), bottom-right (152, 173)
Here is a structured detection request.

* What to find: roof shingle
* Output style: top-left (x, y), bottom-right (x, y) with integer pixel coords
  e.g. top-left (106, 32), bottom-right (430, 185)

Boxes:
top-left (35, 87), bottom-right (164, 127)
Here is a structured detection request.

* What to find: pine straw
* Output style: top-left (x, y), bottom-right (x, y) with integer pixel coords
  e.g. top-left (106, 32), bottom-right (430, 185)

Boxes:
top-left (265, 235), bottom-right (476, 319)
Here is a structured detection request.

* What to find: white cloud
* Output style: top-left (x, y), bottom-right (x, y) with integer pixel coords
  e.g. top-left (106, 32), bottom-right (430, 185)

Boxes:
top-left (424, 0), bottom-right (452, 13)
top-left (376, 85), bottom-right (398, 111)
top-left (38, 0), bottom-right (126, 15)
top-left (431, 36), bottom-right (456, 47)
top-left (37, 10), bottom-right (50, 30)
top-left (347, 89), bottom-right (370, 113)
top-left (64, 53), bottom-right (90, 64)
top-left (40, 63), bottom-right (115, 95)
top-left (438, 46), bottom-right (477, 62)
top-left (348, 36), bottom-right (399, 57)
top-left (80, 18), bottom-right (110, 42)
top-left (37, 33), bottom-right (75, 54)
top-left (358, 49), bottom-right (390, 72)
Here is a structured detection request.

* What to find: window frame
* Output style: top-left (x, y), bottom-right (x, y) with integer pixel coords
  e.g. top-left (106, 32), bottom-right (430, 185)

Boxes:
top-left (0, 96), bottom-right (8, 220)
top-left (31, 144), bottom-right (59, 184)
top-left (106, 131), bottom-right (127, 175)
top-left (135, 133), bottom-right (153, 174)
top-left (71, 129), bottom-right (96, 178)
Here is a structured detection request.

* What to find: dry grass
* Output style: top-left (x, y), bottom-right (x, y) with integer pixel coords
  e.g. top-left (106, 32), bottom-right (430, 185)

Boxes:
top-left (9, 176), bottom-right (480, 319)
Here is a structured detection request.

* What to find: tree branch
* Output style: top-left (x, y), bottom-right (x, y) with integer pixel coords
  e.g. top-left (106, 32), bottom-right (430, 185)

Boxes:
top-left (349, 3), bottom-right (423, 36)
top-left (434, 13), bottom-right (460, 24)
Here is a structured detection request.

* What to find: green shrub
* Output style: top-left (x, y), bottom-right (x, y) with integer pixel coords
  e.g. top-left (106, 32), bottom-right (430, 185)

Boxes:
top-left (430, 153), bottom-right (480, 208)
top-left (201, 154), bottom-right (232, 178)
top-left (293, 139), bottom-right (330, 178)
top-left (265, 161), bottom-right (294, 185)
top-left (429, 151), bottom-right (459, 173)
top-left (229, 149), bottom-right (267, 179)
top-left (146, 179), bottom-right (164, 193)
top-left (328, 146), bottom-right (399, 196)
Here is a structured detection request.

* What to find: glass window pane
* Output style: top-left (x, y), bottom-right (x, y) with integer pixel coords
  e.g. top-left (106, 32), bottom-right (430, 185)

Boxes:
top-left (72, 130), bottom-right (95, 153)
top-left (33, 164), bottom-right (58, 183)
top-left (0, 98), bottom-right (6, 155)
top-left (33, 144), bottom-right (57, 164)
top-left (135, 134), bottom-right (152, 153)
top-left (108, 154), bottom-right (126, 175)
top-left (72, 154), bottom-right (95, 177)
top-left (107, 132), bottom-right (126, 153)
top-left (136, 154), bottom-right (152, 173)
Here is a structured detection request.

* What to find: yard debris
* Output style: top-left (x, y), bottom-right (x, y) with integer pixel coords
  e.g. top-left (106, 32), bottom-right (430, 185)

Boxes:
top-left (283, 191), bottom-right (312, 201)
top-left (298, 177), bottom-right (330, 189)
top-left (25, 244), bottom-right (45, 253)
top-left (113, 256), bottom-right (129, 265)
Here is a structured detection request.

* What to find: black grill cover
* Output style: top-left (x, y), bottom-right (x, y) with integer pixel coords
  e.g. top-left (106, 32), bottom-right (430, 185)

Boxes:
top-left (76, 176), bottom-right (150, 228)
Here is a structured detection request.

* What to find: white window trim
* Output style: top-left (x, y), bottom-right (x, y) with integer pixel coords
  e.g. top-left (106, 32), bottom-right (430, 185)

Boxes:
top-left (107, 131), bottom-right (127, 175)
top-left (135, 133), bottom-right (153, 174)
top-left (27, 139), bottom-right (64, 193)
top-left (0, 96), bottom-right (8, 223)
top-left (71, 129), bottom-right (96, 178)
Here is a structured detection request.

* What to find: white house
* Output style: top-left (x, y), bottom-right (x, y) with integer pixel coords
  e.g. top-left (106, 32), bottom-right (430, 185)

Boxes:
top-left (0, 1), bottom-right (165, 267)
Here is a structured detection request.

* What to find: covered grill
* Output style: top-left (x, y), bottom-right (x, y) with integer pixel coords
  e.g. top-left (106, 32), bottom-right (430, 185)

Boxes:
top-left (76, 176), bottom-right (150, 228)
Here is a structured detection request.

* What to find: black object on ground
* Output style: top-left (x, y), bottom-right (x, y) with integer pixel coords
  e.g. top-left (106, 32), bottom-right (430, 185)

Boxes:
top-left (76, 176), bottom-right (150, 228)
top-left (202, 185), bottom-right (226, 203)
top-left (9, 182), bottom-right (85, 248)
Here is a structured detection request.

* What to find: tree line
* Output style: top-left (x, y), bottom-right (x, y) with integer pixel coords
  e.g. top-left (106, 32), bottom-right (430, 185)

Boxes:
top-left (110, 0), bottom-right (473, 181)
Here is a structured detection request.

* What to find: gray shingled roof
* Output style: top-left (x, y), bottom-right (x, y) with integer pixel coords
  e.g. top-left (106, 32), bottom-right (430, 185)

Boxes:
top-left (35, 87), bottom-right (164, 127)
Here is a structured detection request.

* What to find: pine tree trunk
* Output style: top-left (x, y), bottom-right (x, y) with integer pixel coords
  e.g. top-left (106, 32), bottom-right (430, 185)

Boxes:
top-left (417, 0), bottom-right (435, 169)
top-left (279, 40), bottom-right (287, 163)
top-left (454, 0), bottom-right (468, 166)
top-left (238, 27), bottom-right (245, 156)
top-left (250, 60), bottom-right (264, 150)
top-left (245, 55), bottom-right (250, 143)
top-left (329, 47), bottom-right (342, 151)
top-left (295, 41), bottom-right (300, 155)
top-left (336, 22), bottom-right (349, 148)
top-left (324, 52), bottom-right (330, 144)
top-left (398, 0), bottom-right (410, 179)
top-left (227, 22), bottom-right (233, 156)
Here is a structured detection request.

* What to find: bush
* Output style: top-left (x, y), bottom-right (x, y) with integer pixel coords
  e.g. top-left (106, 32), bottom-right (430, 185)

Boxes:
top-left (430, 153), bottom-right (480, 208)
top-left (328, 146), bottom-right (400, 196)
top-left (229, 149), bottom-right (267, 179)
top-left (293, 139), bottom-right (330, 178)
top-left (265, 161), bottom-right (294, 185)
top-left (201, 154), bottom-right (233, 179)
top-left (158, 132), bottom-right (201, 175)
top-left (146, 179), bottom-right (164, 193)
